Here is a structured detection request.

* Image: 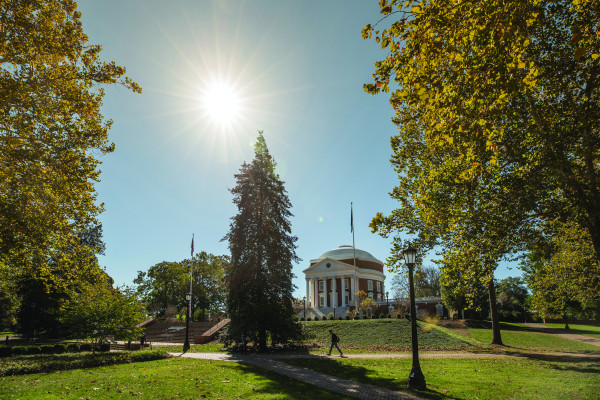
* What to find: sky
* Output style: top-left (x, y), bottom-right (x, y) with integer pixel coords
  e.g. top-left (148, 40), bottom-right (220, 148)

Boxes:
top-left (78, 0), bottom-right (520, 299)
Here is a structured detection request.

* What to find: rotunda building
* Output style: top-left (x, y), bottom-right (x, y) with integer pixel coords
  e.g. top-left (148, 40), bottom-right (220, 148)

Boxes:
top-left (303, 245), bottom-right (386, 315)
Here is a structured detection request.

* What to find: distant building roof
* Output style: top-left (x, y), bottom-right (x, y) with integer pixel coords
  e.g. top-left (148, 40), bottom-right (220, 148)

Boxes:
top-left (310, 245), bottom-right (383, 265)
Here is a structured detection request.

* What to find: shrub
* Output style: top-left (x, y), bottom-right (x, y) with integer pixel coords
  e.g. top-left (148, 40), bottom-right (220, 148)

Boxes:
top-left (53, 344), bottom-right (67, 354)
top-left (99, 343), bottom-right (111, 352)
top-left (67, 343), bottom-right (79, 353)
top-left (397, 314), bottom-right (402, 319)
top-left (130, 350), bottom-right (168, 362)
top-left (27, 346), bottom-right (42, 354)
top-left (12, 346), bottom-right (29, 355)
top-left (80, 343), bottom-right (93, 352)
top-left (40, 345), bottom-right (55, 354)
top-left (300, 317), bottom-right (305, 321)
top-left (0, 346), bottom-right (12, 357)
top-left (306, 317), bottom-right (312, 321)
top-left (327, 312), bottom-right (334, 320)
top-left (354, 316), bottom-right (360, 320)
top-left (338, 316), bottom-right (343, 320)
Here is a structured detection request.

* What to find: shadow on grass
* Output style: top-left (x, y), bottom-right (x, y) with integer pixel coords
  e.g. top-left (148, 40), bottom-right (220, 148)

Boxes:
top-left (279, 357), bottom-right (451, 400)
top-left (507, 352), bottom-right (600, 374)
top-left (465, 320), bottom-right (534, 332)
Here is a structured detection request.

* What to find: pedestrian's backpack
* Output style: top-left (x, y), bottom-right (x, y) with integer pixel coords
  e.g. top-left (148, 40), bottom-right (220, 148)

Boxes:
top-left (333, 333), bottom-right (339, 343)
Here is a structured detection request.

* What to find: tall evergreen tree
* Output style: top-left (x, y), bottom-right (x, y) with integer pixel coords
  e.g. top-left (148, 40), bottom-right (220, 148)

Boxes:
top-left (223, 132), bottom-right (301, 351)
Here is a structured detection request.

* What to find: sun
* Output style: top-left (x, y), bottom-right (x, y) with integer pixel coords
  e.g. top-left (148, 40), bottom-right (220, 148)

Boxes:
top-left (200, 80), bottom-right (242, 129)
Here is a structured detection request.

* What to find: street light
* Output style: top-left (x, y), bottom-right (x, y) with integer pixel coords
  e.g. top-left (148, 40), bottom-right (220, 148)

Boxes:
top-left (403, 244), bottom-right (426, 390)
top-left (303, 296), bottom-right (306, 319)
top-left (386, 291), bottom-right (389, 308)
top-left (183, 294), bottom-right (191, 353)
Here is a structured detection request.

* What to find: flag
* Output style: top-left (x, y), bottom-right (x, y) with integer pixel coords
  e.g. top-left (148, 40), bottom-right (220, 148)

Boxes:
top-left (190, 234), bottom-right (194, 257)
top-left (350, 203), bottom-right (354, 233)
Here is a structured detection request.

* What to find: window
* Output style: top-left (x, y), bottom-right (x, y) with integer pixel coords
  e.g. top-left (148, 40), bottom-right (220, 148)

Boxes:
top-left (378, 293), bottom-right (383, 302)
top-left (319, 280), bottom-right (324, 292)
top-left (319, 293), bottom-right (325, 307)
top-left (368, 280), bottom-right (373, 291)
top-left (344, 278), bottom-right (349, 291)
top-left (376, 281), bottom-right (381, 292)
top-left (368, 292), bottom-right (373, 299)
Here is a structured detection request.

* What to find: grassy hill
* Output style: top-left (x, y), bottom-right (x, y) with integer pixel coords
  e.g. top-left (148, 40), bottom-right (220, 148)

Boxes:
top-left (300, 319), bottom-right (483, 351)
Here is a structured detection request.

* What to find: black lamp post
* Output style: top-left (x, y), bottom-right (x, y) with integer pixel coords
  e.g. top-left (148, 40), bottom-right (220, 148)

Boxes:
top-left (183, 294), bottom-right (191, 353)
top-left (386, 291), bottom-right (389, 308)
top-left (303, 296), bottom-right (306, 319)
top-left (403, 244), bottom-right (426, 390)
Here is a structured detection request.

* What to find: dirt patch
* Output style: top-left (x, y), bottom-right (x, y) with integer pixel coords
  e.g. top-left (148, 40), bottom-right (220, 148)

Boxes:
top-left (437, 319), bottom-right (472, 337)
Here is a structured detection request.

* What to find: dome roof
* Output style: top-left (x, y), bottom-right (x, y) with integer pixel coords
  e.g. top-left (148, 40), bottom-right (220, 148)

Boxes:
top-left (311, 245), bottom-right (382, 265)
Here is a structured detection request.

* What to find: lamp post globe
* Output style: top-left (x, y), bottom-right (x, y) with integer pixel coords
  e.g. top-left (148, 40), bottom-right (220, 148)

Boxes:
top-left (403, 244), bottom-right (426, 390)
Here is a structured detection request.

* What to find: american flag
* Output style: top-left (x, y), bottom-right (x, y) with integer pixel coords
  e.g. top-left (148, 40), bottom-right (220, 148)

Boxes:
top-left (191, 234), bottom-right (194, 257)
top-left (351, 203), bottom-right (354, 233)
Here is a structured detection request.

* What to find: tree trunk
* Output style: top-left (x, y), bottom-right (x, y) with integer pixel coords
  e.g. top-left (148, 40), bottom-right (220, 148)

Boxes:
top-left (488, 278), bottom-right (503, 345)
top-left (563, 314), bottom-right (570, 330)
top-left (258, 329), bottom-right (267, 352)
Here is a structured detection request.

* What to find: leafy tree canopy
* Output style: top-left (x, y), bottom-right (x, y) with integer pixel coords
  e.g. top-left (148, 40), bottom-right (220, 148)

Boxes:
top-left (0, 0), bottom-right (139, 331)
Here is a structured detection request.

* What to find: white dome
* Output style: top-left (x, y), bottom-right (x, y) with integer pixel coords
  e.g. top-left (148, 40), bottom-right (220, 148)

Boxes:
top-left (311, 245), bottom-right (382, 264)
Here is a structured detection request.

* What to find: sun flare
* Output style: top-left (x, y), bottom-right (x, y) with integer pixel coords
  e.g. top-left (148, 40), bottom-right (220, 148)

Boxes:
top-left (201, 80), bottom-right (242, 128)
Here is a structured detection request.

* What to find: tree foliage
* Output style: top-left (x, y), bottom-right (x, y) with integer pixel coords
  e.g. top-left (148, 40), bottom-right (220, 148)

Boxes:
top-left (523, 220), bottom-right (600, 324)
top-left (391, 265), bottom-right (441, 299)
top-left (0, 0), bottom-right (139, 331)
top-left (134, 252), bottom-right (227, 320)
top-left (496, 277), bottom-right (529, 321)
top-left (60, 283), bottom-right (145, 350)
top-left (223, 132), bottom-right (301, 350)
top-left (365, 0), bottom-right (600, 344)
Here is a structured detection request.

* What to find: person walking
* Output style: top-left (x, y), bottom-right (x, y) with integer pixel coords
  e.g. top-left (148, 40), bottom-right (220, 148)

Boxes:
top-left (327, 329), bottom-right (343, 357)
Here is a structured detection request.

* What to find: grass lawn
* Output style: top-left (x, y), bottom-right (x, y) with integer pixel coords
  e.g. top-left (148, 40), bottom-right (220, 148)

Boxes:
top-left (0, 357), bottom-right (351, 399)
top-left (535, 323), bottom-right (600, 339)
top-left (467, 322), bottom-right (600, 353)
top-left (0, 350), bottom-right (167, 376)
top-left (281, 355), bottom-right (600, 400)
top-left (301, 319), bottom-right (482, 351)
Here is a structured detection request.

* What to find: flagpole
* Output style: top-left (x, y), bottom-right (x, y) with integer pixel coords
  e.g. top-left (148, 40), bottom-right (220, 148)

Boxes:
top-left (183, 234), bottom-right (194, 353)
top-left (351, 203), bottom-right (358, 312)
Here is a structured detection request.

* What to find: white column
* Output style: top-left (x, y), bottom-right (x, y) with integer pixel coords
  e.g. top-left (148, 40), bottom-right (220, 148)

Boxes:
top-left (331, 275), bottom-right (337, 307)
top-left (305, 278), bottom-right (310, 309)
top-left (350, 276), bottom-right (355, 302)
top-left (314, 277), bottom-right (319, 307)
top-left (342, 276), bottom-right (346, 307)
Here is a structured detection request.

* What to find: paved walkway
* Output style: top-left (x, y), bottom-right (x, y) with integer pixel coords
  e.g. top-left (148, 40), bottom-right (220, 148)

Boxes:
top-left (522, 323), bottom-right (600, 347)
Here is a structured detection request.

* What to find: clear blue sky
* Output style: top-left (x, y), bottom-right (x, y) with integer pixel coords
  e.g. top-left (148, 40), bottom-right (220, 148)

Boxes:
top-left (79, 0), bottom-right (519, 298)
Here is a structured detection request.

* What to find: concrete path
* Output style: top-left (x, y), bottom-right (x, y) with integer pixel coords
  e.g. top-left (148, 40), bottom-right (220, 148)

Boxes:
top-left (522, 323), bottom-right (600, 347)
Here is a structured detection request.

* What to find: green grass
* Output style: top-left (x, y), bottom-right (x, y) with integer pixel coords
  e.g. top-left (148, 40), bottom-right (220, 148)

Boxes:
top-left (281, 355), bottom-right (600, 399)
top-left (534, 323), bottom-right (600, 339)
top-left (467, 322), bottom-right (600, 353)
top-left (301, 319), bottom-right (481, 351)
top-left (0, 350), bottom-right (167, 376)
top-left (0, 357), bottom-right (351, 399)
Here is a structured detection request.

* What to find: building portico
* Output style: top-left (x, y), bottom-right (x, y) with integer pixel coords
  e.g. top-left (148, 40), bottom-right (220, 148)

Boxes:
top-left (303, 245), bottom-right (386, 317)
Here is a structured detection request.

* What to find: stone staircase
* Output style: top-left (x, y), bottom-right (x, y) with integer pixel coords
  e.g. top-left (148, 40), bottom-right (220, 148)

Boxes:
top-left (141, 320), bottom-right (216, 344)
top-left (303, 306), bottom-right (350, 319)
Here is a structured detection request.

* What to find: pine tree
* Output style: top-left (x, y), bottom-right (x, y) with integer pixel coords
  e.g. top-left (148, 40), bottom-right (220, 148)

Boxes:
top-left (223, 132), bottom-right (301, 351)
